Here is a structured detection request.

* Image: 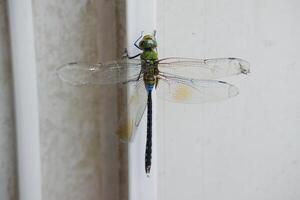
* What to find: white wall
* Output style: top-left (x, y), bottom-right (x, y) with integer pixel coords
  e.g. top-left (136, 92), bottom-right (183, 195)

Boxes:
top-left (0, 0), bottom-right (18, 199)
top-left (157, 0), bottom-right (300, 200)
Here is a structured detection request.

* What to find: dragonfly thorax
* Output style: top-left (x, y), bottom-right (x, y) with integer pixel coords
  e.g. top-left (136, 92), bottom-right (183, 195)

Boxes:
top-left (142, 60), bottom-right (159, 92)
top-left (140, 50), bottom-right (158, 61)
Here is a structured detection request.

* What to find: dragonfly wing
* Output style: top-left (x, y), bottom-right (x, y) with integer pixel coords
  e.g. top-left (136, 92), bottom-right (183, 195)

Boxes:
top-left (158, 57), bottom-right (250, 80)
top-left (57, 60), bottom-right (142, 85)
top-left (156, 73), bottom-right (239, 104)
top-left (116, 80), bottom-right (147, 142)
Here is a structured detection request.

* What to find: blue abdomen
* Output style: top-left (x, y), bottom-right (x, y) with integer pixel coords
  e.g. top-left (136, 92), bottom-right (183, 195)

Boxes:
top-left (145, 83), bottom-right (154, 92)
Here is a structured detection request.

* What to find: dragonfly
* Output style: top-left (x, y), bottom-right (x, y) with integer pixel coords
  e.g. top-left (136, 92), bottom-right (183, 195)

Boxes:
top-left (57, 32), bottom-right (250, 176)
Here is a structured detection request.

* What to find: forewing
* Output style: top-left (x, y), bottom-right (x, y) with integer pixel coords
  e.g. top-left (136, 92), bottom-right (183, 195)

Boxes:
top-left (156, 74), bottom-right (239, 104)
top-left (57, 60), bottom-right (142, 85)
top-left (116, 80), bottom-right (147, 142)
top-left (158, 57), bottom-right (250, 80)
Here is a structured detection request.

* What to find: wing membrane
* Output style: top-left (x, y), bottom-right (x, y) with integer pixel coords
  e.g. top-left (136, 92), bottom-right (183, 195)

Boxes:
top-left (156, 73), bottom-right (239, 104)
top-left (57, 60), bottom-right (142, 85)
top-left (116, 80), bottom-right (147, 142)
top-left (158, 57), bottom-right (250, 80)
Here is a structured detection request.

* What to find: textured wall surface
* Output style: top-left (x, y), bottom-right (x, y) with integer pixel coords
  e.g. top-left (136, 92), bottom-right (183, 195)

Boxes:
top-left (0, 0), bottom-right (18, 200)
top-left (157, 0), bottom-right (300, 200)
top-left (32, 0), bottom-right (126, 199)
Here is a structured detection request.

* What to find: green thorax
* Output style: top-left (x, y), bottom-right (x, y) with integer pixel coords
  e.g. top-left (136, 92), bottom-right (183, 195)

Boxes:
top-left (140, 50), bottom-right (158, 62)
top-left (140, 49), bottom-right (158, 75)
top-left (141, 49), bottom-right (158, 88)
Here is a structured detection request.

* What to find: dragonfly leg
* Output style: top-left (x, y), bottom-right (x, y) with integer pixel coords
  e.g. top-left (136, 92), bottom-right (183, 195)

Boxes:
top-left (153, 30), bottom-right (158, 53)
top-left (122, 32), bottom-right (144, 59)
top-left (128, 53), bottom-right (141, 59)
top-left (155, 77), bottom-right (159, 88)
top-left (153, 30), bottom-right (156, 38)
top-left (135, 70), bottom-right (143, 81)
top-left (134, 31), bottom-right (144, 50)
top-left (121, 74), bottom-right (143, 85)
top-left (122, 48), bottom-right (141, 59)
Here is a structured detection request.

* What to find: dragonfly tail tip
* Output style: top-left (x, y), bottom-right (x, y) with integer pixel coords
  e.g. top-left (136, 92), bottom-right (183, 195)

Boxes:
top-left (145, 166), bottom-right (151, 175)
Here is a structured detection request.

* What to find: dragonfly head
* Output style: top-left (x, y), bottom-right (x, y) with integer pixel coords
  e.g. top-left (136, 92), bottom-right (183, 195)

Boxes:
top-left (139, 35), bottom-right (157, 50)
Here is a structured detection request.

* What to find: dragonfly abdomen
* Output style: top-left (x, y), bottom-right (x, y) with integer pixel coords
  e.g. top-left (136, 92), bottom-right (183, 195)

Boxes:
top-left (145, 83), bottom-right (154, 92)
top-left (145, 90), bottom-right (152, 174)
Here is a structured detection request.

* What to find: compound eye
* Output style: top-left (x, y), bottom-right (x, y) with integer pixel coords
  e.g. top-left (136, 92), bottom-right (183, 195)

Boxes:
top-left (139, 40), bottom-right (146, 49)
top-left (151, 40), bottom-right (157, 48)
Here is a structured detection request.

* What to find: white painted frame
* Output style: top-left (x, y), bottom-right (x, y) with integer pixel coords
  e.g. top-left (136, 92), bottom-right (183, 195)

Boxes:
top-left (126, 0), bottom-right (157, 200)
top-left (7, 1), bottom-right (42, 200)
